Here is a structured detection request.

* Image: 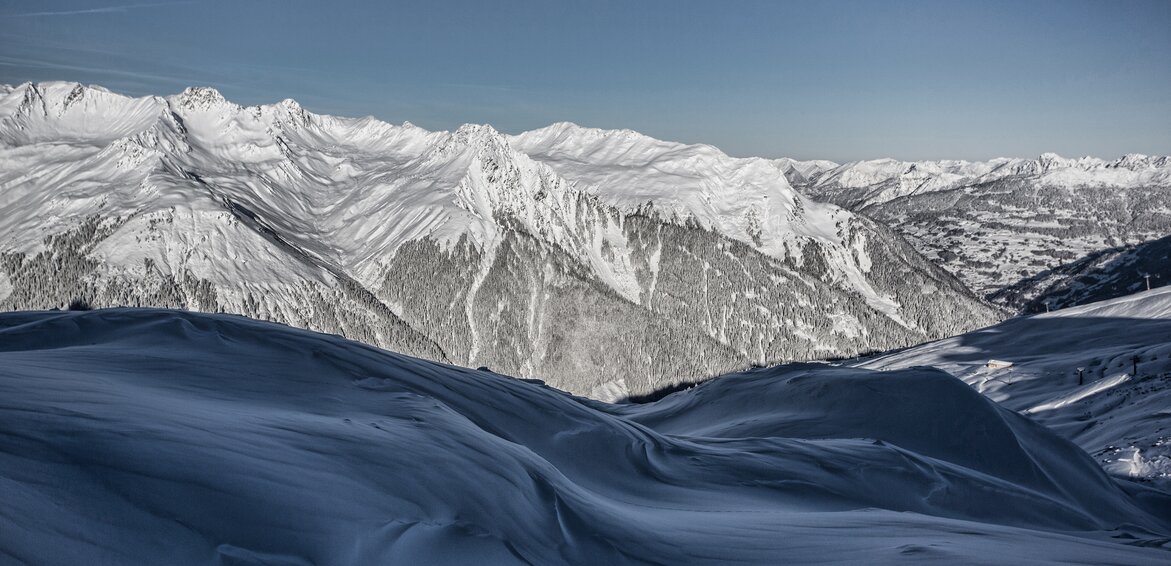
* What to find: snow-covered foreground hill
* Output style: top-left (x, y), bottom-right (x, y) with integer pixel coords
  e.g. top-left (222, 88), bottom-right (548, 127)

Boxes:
top-left (0, 82), bottom-right (1000, 399)
top-left (1, 309), bottom-right (1168, 564)
top-left (781, 155), bottom-right (1171, 308)
top-left (856, 286), bottom-right (1171, 491)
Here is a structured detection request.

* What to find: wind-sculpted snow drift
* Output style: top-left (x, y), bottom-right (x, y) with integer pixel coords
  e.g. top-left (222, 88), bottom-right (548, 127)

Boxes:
top-left (856, 286), bottom-right (1171, 491)
top-left (1, 309), bottom-right (1168, 564)
top-left (0, 82), bottom-right (999, 399)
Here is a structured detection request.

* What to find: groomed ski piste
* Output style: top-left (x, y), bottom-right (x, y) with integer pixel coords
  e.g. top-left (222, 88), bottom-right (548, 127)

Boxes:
top-left (2, 291), bottom-right (1171, 564)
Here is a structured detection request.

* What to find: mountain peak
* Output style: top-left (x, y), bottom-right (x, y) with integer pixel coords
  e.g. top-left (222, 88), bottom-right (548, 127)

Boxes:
top-left (525, 121), bottom-right (651, 145)
top-left (276, 98), bottom-right (302, 112)
top-left (454, 122), bottom-right (500, 137)
top-left (0, 82), bottom-right (165, 144)
top-left (442, 123), bottom-right (511, 157)
top-left (1038, 152), bottom-right (1071, 168)
top-left (172, 86), bottom-right (233, 112)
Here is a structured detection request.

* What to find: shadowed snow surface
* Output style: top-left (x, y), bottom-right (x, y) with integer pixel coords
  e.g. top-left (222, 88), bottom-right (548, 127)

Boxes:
top-left (0, 309), bottom-right (1168, 564)
top-left (857, 286), bottom-right (1171, 490)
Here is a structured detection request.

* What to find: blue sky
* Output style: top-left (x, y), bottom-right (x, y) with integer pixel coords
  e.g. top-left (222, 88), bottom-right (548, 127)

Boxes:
top-left (1, 0), bottom-right (1169, 162)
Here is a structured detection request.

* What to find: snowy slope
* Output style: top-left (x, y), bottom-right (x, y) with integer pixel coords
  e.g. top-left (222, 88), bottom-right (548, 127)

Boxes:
top-left (1, 308), bottom-right (1168, 564)
top-left (784, 153), bottom-right (1171, 302)
top-left (512, 123), bottom-right (914, 321)
top-left (0, 83), bottom-right (624, 289)
top-left (0, 82), bottom-right (1002, 397)
top-left (855, 286), bottom-right (1171, 490)
top-left (513, 123), bottom-right (842, 258)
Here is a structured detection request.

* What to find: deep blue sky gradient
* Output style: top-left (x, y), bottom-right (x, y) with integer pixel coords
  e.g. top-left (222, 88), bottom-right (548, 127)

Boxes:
top-left (2, 0), bottom-right (1169, 161)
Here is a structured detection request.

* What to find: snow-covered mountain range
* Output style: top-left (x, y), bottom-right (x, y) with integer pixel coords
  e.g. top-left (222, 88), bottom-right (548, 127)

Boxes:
top-left (2, 307), bottom-right (1168, 564)
top-left (782, 154), bottom-right (1171, 307)
top-left (781, 153), bottom-right (1171, 211)
top-left (0, 82), bottom-right (999, 398)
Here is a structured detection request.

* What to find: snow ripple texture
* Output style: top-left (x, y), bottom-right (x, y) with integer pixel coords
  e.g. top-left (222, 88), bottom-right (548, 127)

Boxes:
top-left (0, 309), bottom-right (1168, 565)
